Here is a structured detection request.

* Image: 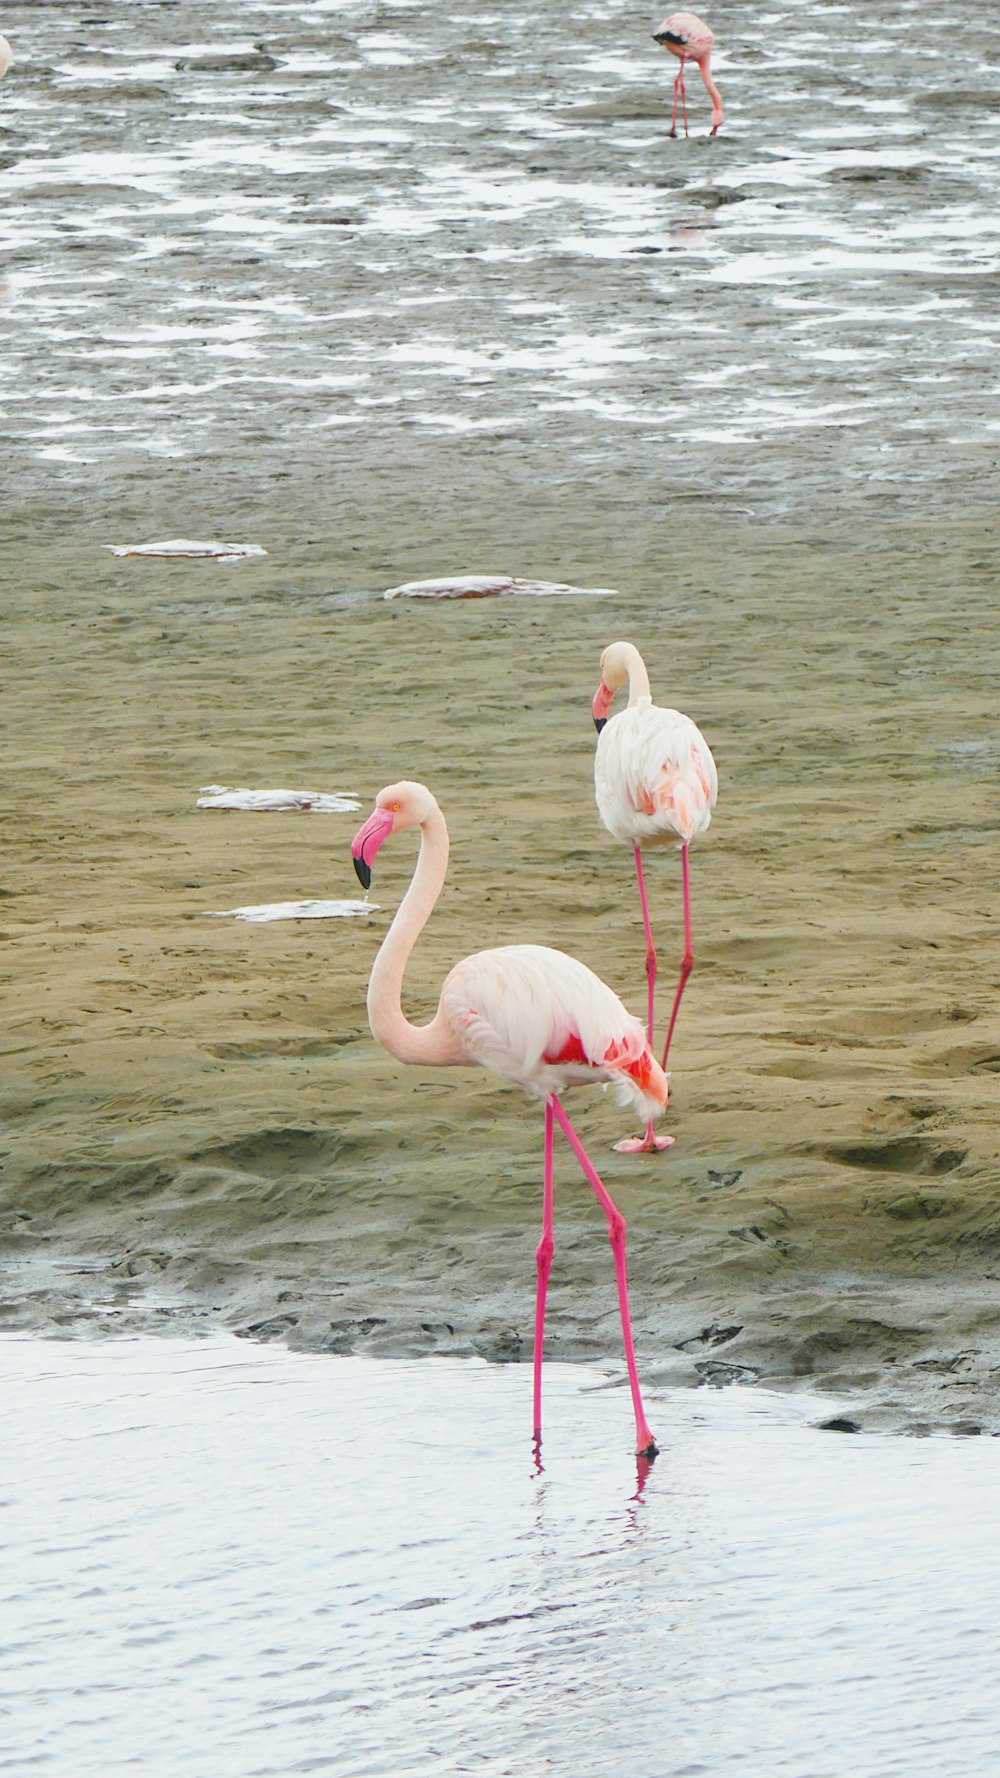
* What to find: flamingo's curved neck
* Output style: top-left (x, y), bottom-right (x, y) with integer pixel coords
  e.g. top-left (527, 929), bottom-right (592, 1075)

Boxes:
top-left (367, 804), bottom-right (465, 1066)
top-left (698, 54), bottom-right (724, 128)
top-left (622, 645), bottom-right (652, 707)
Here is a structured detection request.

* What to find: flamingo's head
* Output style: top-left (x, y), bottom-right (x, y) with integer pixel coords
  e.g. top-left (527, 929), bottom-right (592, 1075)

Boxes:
top-left (351, 780), bottom-right (435, 888)
top-left (592, 641), bottom-right (634, 733)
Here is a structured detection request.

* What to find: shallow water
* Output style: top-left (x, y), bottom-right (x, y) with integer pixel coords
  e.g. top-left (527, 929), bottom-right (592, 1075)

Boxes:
top-left (4, 1335), bottom-right (1000, 1777)
top-left (3, 1), bottom-right (999, 529)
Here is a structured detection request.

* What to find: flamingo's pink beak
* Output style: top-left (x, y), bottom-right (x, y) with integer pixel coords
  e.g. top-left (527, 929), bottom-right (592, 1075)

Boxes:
top-left (592, 681), bottom-right (614, 734)
top-left (351, 806), bottom-right (394, 889)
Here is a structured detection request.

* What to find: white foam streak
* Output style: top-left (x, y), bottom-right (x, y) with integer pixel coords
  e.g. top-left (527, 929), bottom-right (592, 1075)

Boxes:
top-left (205, 899), bottom-right (377, 921)
top-left (197, 787), bottom-right (362, 813)
top-left (382, 574), bottom-right (618, 600)
top-left (106, 540), bottom-right (267, 560)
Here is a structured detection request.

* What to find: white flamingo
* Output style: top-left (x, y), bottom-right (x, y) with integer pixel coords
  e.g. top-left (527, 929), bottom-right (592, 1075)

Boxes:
top-left (593, 641), bottom-right (718, 1153)
top-left (351, 780), bottom-right (666, 1459)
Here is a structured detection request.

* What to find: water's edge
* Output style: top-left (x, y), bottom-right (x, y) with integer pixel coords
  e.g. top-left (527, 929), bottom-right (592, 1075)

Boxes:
top-left (2, 1241), bottom-right (996, 1438)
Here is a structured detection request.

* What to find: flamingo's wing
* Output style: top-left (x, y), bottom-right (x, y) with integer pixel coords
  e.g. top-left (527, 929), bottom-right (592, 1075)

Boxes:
top-left (441, 946), bottom-right (667, 1114)
top-left (440, 949), bottom-right (552, 1084)
top-left (596, 704), bottom-right (718, 844)
top-left (442, 947), bottom-right (593, 1077)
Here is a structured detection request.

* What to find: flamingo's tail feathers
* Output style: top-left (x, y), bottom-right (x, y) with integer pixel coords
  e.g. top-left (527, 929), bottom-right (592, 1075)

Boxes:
top-left (654, 772), bottom-right (708, 842)
top-left (602, 1035), bottom-right (669, 1121)
top-left (674, 780), bottom-right (698, 838)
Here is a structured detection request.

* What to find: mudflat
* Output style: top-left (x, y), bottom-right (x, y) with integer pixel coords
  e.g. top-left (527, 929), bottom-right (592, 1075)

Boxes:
top-left (3, 499), bottom-right (998, 1434)
top-left (3, 0), bottom-right (999, 1433)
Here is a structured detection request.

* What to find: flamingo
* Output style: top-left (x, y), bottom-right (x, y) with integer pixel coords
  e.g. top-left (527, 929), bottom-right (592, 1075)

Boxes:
top-left (652, 11), bottom-right (724, 138)
top-left (593, 641), bottom-right (718, 1154)
top-left (351, 780), bottom-right (666, 1459)
top-left (0, 36), bottom-right (13, 81)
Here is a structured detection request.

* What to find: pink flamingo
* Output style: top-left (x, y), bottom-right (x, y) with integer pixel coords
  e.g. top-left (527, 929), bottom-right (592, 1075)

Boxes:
top-left (652, 11), bottom-right (724, 138)
top-left (351, 780), bottom-right (666, 1459)
top-left (593, 642), bottom-right (718, 1154)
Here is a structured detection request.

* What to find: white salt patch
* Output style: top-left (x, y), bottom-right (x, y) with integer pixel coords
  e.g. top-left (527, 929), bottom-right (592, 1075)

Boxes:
top-left (106, 539), bottom-right (268, 560)
top-left (205, 899), bottom-right (378, 922)
top-left (197, 786), bottom-right (361, 813)
top-left (383, 574), bottom-right (617, 600)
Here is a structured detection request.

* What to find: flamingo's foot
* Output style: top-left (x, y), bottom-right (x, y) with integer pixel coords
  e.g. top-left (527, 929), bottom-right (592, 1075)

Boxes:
top-left (613, 1132), bottom-right (676, 1154)
top-left (668, 128), bottom-right (678, 138)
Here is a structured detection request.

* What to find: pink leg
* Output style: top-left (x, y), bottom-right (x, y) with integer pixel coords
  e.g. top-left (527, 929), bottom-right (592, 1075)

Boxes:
top-left (613, 846), bottom-right (675, 1156)
top-left (550, 1094), bottom-right (658, 1458)
top-left (635, 845), bottom-right (656, 1044)
top-left (532, 1099), bottom-right (555, 1444)
top-left (670, 65), bottom-right (682, 136)
top-left (670, 61), bottom-right (689, 138)
top-left (661, 842), bottom-right (693, 1069)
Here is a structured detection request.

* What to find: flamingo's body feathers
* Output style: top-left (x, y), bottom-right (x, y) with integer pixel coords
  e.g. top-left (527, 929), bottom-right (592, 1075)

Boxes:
top-left (655, 11), bottom-right (714, 54)
top-left (595, 698), bottom-right (718, 848)
top-left (440, 944), bottom-right (668, 1120)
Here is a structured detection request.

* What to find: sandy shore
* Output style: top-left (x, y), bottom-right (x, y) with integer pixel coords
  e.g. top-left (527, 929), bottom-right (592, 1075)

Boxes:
top-left (2, 491), bottom-right (999, 1434)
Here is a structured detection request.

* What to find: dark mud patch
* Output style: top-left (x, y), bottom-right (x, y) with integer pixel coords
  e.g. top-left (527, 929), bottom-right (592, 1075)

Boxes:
top-left (826, 1140), bottom-right (968, 1177)
top-left (191, 1126), bottom-right (355, 1179)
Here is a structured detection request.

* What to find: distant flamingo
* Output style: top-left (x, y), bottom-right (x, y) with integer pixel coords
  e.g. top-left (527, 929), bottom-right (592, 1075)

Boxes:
top-left (352, 780), bottom-right (666, 1458)
top-left (652, 12), bottom-right (724, 138)
top-left (593, 642), bottom-right (718, 1154)
top-left (0, 36), bottom-right (13, 81)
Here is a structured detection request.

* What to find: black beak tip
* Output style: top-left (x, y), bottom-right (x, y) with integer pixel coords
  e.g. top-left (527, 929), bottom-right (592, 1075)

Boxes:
top-left (353, 855), bottom-right (371, 890)
top-left (594, 717), bottom-right (607, 735)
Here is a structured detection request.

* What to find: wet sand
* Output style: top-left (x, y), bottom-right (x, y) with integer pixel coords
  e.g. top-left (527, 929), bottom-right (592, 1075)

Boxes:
top-left (3, 496), bottom-right (998, 1434)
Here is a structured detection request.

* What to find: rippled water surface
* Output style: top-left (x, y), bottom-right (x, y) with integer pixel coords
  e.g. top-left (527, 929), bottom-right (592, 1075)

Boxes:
top-left (4, 1336), bottom-right (1000, 1777)
top-left (3, 1), bottom-right (999, 527)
